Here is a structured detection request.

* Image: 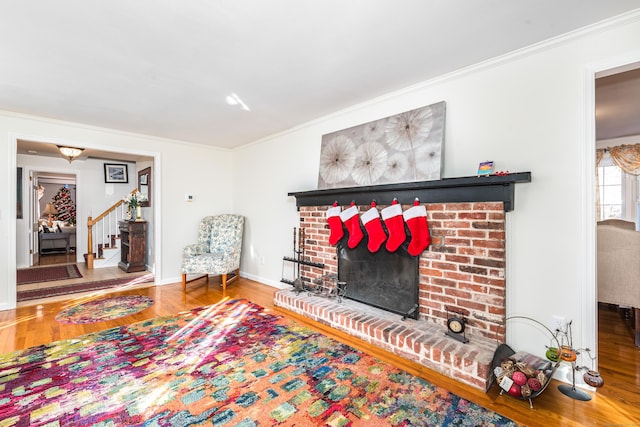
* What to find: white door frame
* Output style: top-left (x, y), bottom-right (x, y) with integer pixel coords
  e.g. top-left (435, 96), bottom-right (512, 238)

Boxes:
top-left (29, 171), bottom-right (78, 266)
top-left (29, 170), bottom-right (40, 267)
top-left (9, 134), bottom-right (162, 310)
top-left (582, 53), bottom-right (640, 362)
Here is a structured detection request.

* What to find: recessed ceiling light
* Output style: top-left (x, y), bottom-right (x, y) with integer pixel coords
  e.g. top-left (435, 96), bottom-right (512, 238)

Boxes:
top-left (27, 150), bottom-right (38, 154)
top-left (225, 93), bottom-right (250, 111)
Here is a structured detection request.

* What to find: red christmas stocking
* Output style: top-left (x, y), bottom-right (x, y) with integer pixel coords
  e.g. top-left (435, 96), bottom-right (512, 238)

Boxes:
top-left (340, 201), bottom-right (364, 249)
top-left (326, 201), bottom-right (344, 246)
top-left (403, 198), bottom-right (430, 256)
top-left (361, 200), bottom-right (387, 253)
top-left (381, 198), bottom-right (406, 252)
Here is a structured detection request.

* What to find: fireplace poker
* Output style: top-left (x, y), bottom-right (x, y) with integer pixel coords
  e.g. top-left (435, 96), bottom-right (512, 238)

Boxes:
top-left (292, 227), bottom-right (297, 256)
top-left (299, 227), bottom-right (305, 262)
top-left (292, 227), bottom-right (304, 293)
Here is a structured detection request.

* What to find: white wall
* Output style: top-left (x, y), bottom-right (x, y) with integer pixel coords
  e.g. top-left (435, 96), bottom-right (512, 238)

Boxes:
top-left (233, 13), bottom-right (640, 365)
top-left (1, 112), bottom-right (234, 310)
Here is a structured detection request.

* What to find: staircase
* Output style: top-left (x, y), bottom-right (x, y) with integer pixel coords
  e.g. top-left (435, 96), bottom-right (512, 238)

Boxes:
top-left (85, 190), bottom-right (134, 269)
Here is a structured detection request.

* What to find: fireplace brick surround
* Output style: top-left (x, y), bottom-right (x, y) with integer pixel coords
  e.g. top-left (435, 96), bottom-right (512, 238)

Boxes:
top-left (275, 174), bottom-right (529, 390)
top-left (276, 201), bottom-right (507, 390)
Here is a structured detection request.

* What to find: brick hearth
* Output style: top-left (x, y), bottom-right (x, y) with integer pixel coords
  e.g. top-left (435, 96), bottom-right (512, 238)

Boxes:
top-left (274, 290), bottom-right (499, 390)
top-left (275, 200), bottom-right (508, 391)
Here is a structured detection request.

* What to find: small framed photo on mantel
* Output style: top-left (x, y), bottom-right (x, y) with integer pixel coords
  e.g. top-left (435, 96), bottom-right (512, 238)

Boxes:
top-left (104, 163), bottom-right (129, 183)
top-left (477, 161), bottom-right (494, 177)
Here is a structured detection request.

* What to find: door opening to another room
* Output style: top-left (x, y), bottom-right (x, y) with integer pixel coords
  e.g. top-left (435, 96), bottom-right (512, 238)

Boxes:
top-left (32, 172), bottom-right (77, 267)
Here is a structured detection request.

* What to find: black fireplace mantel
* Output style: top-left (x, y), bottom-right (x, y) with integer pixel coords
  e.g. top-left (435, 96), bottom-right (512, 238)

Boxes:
top-left (289, 172), bottom-right (531, 212)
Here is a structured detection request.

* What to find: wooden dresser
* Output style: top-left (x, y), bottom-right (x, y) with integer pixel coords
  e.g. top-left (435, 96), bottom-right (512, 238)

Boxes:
top-left (118, 220), bottom-right (147, 272)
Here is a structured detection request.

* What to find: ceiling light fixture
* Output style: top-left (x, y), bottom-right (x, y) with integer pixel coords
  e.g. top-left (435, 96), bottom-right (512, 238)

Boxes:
top-left (57, 145), bottom-right (84, 163)
top-left (225, 93), bottom-right (250, 111)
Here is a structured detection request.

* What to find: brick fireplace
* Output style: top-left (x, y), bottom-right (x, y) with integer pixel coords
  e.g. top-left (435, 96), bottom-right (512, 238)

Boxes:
top-left (274, 173), bottom-right (530, 390)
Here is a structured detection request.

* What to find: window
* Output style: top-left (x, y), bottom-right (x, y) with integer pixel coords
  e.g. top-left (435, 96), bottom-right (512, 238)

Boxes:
top-left (598, 158), bottom-right (623, 219)
top-left (597, 152), bottom-right (639, 223)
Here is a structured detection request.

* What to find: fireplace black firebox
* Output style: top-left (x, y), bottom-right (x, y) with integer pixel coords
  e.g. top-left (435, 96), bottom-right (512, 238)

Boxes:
top-left (337, 239), bottom-right (419, 319)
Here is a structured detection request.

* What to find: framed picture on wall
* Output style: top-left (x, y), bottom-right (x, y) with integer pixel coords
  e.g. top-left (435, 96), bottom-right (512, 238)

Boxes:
top-left (104, 163), bottom-right (129, 183)
top-left (138, 167), bottom-right (151, 207)
top-left (317, 101), bottom-right (446, 189)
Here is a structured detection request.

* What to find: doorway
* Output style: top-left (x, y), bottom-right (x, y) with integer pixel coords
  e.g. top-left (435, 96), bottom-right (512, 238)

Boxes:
top-left (593, 62), bottom-right (640, 374)
top-left (14, 140), bottom-right (159, 307)
top-left (32, 172), bottom-right (78, 267)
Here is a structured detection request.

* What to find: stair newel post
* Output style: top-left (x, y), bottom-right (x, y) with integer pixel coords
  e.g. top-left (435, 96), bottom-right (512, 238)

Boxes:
top-left (87, 216), bottom-right (94, 269)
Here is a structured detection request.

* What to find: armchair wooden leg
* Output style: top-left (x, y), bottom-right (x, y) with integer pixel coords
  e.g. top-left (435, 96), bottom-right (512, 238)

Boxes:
top-left (220, 269), bottom-right (240, 294)
top-left (182, 273), bottom-right (208, 292)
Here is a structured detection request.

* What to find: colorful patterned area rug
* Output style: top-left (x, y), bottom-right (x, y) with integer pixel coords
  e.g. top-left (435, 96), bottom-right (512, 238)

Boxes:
top-left (16, 274), bottom-right (154, 302)
top-left (16, 264), bottom-right (82, 285)
top-left (55, 295), bottom-right (155, 324)
top-left (0, 299), bottom-right (518, 426)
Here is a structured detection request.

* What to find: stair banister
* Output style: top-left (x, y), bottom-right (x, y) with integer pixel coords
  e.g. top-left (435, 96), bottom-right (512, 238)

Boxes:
top-left (86, 189), bottom-right (137, 269)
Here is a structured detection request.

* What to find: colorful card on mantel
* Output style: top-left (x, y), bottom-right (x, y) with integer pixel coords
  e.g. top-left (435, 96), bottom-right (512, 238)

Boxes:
top-left (477, 161), bottom-right (494, 176)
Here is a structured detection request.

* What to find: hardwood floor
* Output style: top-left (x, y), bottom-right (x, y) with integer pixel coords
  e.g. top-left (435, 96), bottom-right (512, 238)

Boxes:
top-left (18, 255), bottom-right (152, 307)
top-left (36, 252), bottom-right (76, 266)
top-left (1, 277), bottom-right (639, 426)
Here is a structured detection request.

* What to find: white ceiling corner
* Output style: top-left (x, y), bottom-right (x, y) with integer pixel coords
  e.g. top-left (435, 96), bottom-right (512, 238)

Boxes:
top-left (2, 1), bottom-right (640, 151)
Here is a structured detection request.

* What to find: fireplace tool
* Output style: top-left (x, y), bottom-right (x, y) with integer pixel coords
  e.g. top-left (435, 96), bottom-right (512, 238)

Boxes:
top-left (280, 226), bottom-right (326, 292)
top-left (292, 227), bottom-right (347, 301)
top-left (292, 227), bottom-right (304, 293)
top-left (306, 274), bottom-right (348, 302)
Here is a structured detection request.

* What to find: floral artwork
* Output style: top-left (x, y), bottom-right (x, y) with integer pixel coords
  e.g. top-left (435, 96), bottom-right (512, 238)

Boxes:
top-left (318, 101), bottom-right (445, 188)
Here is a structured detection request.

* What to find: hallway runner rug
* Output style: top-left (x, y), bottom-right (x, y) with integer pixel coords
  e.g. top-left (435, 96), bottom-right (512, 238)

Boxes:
top-left (0, 298), bottom-right (518, 426)
top-left (55, 295), bottom-right (155, 324)
top-left (16, 274), bottom-right (154, 302)
top-left (16, 264), bottom-right (82, 285)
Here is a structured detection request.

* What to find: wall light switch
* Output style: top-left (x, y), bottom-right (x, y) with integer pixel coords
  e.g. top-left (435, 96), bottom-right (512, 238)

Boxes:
top-left (185, 194), bottom-right (195, 202)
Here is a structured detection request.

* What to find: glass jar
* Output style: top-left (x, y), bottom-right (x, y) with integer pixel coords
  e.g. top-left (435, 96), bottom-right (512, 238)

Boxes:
top-left (583, 369), bottom-right (604, 388)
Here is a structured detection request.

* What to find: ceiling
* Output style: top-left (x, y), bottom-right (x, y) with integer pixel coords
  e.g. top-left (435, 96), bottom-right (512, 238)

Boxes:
top-left (3, 1), bottom-right (640, 152)
top-left (16, 139), bottom-right (152, 163)
top-left (596, 66), bottom-right (640, 141)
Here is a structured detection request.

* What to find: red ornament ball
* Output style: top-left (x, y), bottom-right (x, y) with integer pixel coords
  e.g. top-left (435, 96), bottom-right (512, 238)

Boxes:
top-left (528, 377), bottom-right (542, 392)
top-left (508, 383), bottom-right (521, 397)
top-left (511, 371), bottom-right (527, 386)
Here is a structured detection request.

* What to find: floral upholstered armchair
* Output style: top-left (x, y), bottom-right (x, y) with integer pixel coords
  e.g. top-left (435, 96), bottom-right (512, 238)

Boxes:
top-left (181, 214), bottom-right (244, 292)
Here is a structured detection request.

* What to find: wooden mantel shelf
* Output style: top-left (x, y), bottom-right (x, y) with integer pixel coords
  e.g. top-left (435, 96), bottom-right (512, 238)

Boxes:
top-left (288, 172), bottom-right (531, 212)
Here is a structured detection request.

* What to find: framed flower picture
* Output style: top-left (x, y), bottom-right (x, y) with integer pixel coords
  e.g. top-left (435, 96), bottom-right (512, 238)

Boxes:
top-left (317, 101), bottom-right (445, 189)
